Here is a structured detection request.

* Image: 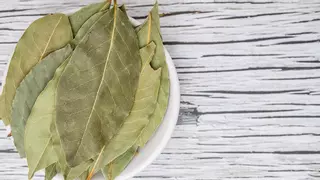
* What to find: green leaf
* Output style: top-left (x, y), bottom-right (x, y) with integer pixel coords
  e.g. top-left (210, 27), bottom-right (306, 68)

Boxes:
top-left (56, 6), bottom-right (141, 167)
top-left (11, 44), bottom-right (72, 158)
top-left (22, 53), bottom-right (94, 179)
top-left (136, 2), bottom-right (170, 147)
top-left (69, 1), bottom-right (111, 37)
top-left (45, 164), bottom-right (58, 180)
top-left (0, 13), bottom-right (73, 125)
top-left (102, 146), bottom-right (138, 180)
top-left (102, 5), bottom-right (169, 176)
top-left (45, 5), bottom-right (112, 177)
top-left (48, 61), bottom-right (94, 180)
top-left (87, 42), bottom-right (161, 178)
top-left (24, 59), bottom-right (69, 179)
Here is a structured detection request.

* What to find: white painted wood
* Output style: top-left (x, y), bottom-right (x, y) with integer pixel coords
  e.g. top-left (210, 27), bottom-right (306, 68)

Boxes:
top-left (0, 0), bottom-right (320, 179)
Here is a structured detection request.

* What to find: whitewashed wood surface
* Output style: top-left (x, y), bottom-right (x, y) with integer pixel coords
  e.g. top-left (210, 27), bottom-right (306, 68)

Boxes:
top-left (0, 0), bottom-right (320, 179)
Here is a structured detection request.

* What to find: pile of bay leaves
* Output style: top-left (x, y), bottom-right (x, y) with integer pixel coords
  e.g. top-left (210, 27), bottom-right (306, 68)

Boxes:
top-left (0, 0), bottom-right (169, 179)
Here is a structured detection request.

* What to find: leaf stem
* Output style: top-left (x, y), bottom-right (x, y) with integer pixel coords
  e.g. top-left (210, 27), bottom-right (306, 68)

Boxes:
top-left (114, 0), bottom-right (117, 7)
top-left (147, 12), bottom-right (152, 44)
top-left (87, 146), bottom-right (106, 180)
top-left (100, 0), bottom-right (112, 11)
top-left (107, 162), bottom-right (113, 179)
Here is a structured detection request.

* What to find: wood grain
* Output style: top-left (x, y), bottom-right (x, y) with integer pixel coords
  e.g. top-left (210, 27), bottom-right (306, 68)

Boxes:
top-left (0, 0), bottom-right (320, 179)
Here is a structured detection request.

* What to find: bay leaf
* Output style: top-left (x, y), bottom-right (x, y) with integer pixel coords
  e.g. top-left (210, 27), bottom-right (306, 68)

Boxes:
top-left (25, 56), bottom-right (94, 180)
top-left (24, 59), bottom-right (69, 179)
top-left (11, 44), bottom-right (72, 158)
top-left (0, 13), bottom-right (73, 125)
top-left (69, 1), bottom-right (110, 36)
top-left (102, 146), bottom-right (138, 180)
top-left (136, 2), bottom-right (170, 147)
top-left (87, 42), bottom-right (161, 179)
top-left (104, 4), bottom-right (170, 175)
top-left (99, 5), bottom-right (170, 177)
top-left (56, 6), bottom-right (141, 167)
top-left (42, 7), bottom-right (115, 177)
top-left (45, 164), bottom-right (58, 180)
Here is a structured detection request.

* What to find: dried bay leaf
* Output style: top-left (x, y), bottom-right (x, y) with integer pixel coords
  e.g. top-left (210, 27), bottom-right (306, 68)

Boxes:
top-left (0, 13), bottom-right (73, 125)
top-left (25, 55), bottom-right (94, 180)
top-left (27, 57), bottom-right (94, 179)
top-left (87, 42), bottom-right (161, 179)
top-left (136, 3), bottom-right (170, 147)
top-left (102, 146), bottom-right (138, 180)
top-left (103, 4), bottom-right (170, 175)
top-left (56, 5), bottom-right (141, 167)
top-left (69, 1), bottom-right (110, 36)
top-left (11, 45), bottom-right (73, 158)
top-left (43, 4), bottom-right (115, 178)
top-left (24, 59), bottom-right (69, 179)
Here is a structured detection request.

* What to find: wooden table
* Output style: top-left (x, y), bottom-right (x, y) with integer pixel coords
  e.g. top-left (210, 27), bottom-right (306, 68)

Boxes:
top-left (0, 0), bottom-right (319, 179)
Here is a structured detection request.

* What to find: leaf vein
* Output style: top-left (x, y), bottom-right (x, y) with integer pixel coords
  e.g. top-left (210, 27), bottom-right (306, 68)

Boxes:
top-left (39, 16), bottom-right (63, 60)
